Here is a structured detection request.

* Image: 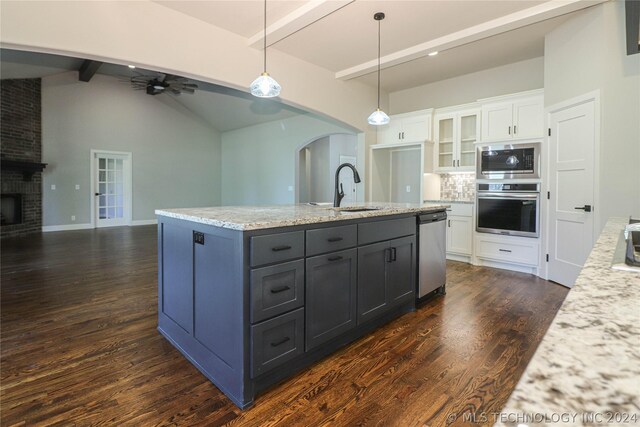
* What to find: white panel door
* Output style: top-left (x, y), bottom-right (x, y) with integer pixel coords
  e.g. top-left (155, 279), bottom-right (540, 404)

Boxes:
top-left (481, 102), bottom-right (512, 141)
top-left (94, 152), bottom-right (131, 228)
top-left (548, 100), bottom-right (595, 287)
top-left (513, 96), bottom-right (544, 139)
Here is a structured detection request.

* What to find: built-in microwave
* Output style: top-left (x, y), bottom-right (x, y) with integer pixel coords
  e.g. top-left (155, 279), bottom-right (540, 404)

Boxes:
top-left (476, 143), bottom-right (540, 180)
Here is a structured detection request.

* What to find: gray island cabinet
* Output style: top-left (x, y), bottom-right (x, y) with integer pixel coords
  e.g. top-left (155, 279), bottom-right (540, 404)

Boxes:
top-left (155, 204), bottom-right (446, 408)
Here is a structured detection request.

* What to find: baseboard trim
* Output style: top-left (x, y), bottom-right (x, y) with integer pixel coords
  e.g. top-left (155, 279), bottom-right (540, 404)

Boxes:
top-left (42, 219), bottom-right (157, 232)
top-left (131, 219), bottom-right (157, 226)
top-left (42, 223), bottom-right (93, 232)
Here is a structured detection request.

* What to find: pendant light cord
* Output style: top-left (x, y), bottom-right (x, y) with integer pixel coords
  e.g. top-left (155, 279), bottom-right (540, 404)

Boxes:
top-left (377, 17), bottom-right (381, 109)
top-left (263, 0), bottom-right (267, 73)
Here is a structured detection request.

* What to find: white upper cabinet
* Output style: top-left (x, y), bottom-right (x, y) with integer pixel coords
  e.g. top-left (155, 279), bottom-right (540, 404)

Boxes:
top-left (434, 107), bottom-right (480, 173)
top-left (378, 109), bottom-right (433, 145)
top-left (480, 91), bottom-right (544, 142)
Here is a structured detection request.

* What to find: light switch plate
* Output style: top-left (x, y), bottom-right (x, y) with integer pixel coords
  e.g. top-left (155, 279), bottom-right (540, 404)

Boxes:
top-left (51, 184), bottom-right (56, 190)
top-left (406, 185), bottom-right (411, 193)
top-left (75, 184), bottom-right (80, 190)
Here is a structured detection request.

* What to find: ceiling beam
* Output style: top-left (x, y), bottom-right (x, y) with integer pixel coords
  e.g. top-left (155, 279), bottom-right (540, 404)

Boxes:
top-left (78, 59), bottom-right (102, 82)
top-left (248, 0), bottom-right (353, 48)
top-left (336, 0), bottom-right (609, 81)
top-left (625, 0), bottom-right (640, 55)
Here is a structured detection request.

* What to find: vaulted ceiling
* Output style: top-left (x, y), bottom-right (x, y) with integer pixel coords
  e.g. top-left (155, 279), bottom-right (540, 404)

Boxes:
top-left (154, 0), bottom-right (605, 92)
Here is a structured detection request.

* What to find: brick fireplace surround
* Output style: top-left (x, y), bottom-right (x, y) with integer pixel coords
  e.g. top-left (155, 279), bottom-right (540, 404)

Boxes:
top-left (1, 78), bottom-right (43, 238)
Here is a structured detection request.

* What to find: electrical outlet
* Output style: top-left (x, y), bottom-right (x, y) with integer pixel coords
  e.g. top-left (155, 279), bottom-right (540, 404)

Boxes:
top-left (406, 185), bottom-right (411, 193)
top-left (71, 215), bottom-right (76, 221)
top-left (75, 184), bottom-right (80, 190)
top-left (51, 184), bottom-right (56, 190)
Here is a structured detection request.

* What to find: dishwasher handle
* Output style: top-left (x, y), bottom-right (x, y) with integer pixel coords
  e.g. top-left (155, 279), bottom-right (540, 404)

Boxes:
top-left (419, 211), bottom-right (447, 223)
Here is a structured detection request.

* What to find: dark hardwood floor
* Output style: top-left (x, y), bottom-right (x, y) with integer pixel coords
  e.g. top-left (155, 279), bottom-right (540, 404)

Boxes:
top-left (1, 226), bottom-right (568, 426)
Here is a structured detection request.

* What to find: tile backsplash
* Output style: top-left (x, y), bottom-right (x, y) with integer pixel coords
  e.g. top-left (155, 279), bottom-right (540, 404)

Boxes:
top-left (440, 173), bottom-right (475, 201)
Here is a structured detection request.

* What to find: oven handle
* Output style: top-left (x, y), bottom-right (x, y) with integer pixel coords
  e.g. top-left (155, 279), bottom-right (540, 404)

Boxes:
top-left (477, 193), bottom-right (539, 200)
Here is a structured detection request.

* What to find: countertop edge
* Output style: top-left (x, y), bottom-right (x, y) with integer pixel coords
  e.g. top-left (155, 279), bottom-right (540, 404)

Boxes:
top-left (155, 204), bottom-right (450, 231)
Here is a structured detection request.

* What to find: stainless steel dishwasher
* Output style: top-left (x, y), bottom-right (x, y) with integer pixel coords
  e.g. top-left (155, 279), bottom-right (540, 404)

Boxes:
top-left (417, 211), bottom-right (447, 300)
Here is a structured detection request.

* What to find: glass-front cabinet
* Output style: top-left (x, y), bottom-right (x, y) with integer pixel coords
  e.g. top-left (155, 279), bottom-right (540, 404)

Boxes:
top-left (434, 108), bottom-right (480, 173)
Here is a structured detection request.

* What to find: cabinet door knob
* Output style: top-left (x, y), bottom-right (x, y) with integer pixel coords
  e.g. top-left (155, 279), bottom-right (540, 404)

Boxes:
top-left (513, 125), bottom-right (517, 134)
top-left (508, 126), bottom-right (511, 135)
top-left (270, 286), bottom-right (290, 294)
top-left (271, 245), bottom-right (292, 252)
top-left (327, 255), bottom-right (343, 262)
top-left (327, 237), bottom-right (343, 243)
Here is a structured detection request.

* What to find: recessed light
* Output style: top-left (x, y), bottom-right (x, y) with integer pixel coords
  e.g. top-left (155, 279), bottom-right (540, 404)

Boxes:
top-left (428, 51), bottom-right (438, 57)
top-left (128, 65), bottom-right (136, 69)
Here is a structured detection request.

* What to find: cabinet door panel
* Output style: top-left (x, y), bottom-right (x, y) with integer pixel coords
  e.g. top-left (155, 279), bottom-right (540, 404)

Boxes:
top-left (387, 236), bottom-right (416, 305)
top-left (435, 115), bottom-right (456, 171)
top-left (458, 113), bottom-right (478, 170)
top-left (481, 102), bottom-right (512, 141)
top-left (401, 115), bottom-right (430, 142)
top-left (305, 249), bottom-right (357, 351)
top-left (357, 241), bottom-right (388, 324)
top-left (379, 122), bottom-right (403, 145)
top-left (447, 216), bottom-right (472, 256)
top-left (513, 97), bottom-right (543, 139)
top-left (160, 223), bottom-right (193, 334)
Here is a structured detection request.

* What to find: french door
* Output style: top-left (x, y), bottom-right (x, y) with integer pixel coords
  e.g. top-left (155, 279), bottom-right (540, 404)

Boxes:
top-left (92, 151), bottom-right (132, 228)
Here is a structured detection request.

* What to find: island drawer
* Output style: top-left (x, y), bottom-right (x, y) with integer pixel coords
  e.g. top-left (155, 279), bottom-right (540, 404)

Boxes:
top-left (358, 217), bottom-right (415, 245)
top-left (250, 260), bottom-right (304, 323)
top-left (251, 308), bottom-right (304, 378)
top-left (306, 225), bottom-right (357, 256)
top-left (251, 231), bottom-right (305, 267)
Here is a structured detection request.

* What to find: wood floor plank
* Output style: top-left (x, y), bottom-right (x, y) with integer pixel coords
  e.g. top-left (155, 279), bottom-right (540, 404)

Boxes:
top-left (1, 226), bottom-right (568, 426)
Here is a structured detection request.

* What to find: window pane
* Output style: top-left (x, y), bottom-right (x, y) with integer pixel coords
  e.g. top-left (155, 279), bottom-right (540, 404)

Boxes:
top-left (116, 193), bottom-right (123, 207)
top-left (99, 171), bottom-right (106, 182)
top-left (99, 183), bottom-right (106, 194)
top-left (107, 159), bottom-right (115, 169)
top-left (116, 159), bottom-right (123, 171)
top-left (116, 170), bottom-right (123, 183)
top-left (116, 183), bottom-right (123, 195)
top-left (99, 195), bottom-right (106, 207)
top-left (107, 171), bottom-right (114, 182)
top-left (116, 207), bottom-right (123, 218)
top-left (99, 208), bottom-right (106, 219)
top-left (99, 158), bottom-right (105, 169)
top-left (108, 195), bottom-right (116, 206)
top-left (108, 207), bottom-right (115, 219)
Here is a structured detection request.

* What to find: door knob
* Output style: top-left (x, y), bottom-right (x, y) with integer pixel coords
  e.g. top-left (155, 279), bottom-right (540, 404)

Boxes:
top-left (574, 205), bottom-right (592, 212)
top-left (94, 193), bottom-right (104, 196)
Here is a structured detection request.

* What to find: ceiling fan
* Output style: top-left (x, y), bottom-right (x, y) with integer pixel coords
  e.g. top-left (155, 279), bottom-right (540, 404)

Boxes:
top-left (129, 73), bottom-right (198, 96)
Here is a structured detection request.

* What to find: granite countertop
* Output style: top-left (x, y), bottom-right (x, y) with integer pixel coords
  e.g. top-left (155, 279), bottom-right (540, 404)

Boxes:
top-left (496, 217), bottom-right (640, 427)
top-left (156, 202), bottom-right (450, 231)
top-left (424, 199), bottom-right (474, 204)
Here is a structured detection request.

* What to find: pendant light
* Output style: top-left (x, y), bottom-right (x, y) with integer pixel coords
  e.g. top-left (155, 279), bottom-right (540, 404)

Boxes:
top-left (250, 0), bottom-right (281, 98)
top-left (367, 12), bottom-right (390, 126)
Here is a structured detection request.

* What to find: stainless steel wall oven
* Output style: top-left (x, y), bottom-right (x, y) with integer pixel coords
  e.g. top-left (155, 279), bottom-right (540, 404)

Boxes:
top-left (476, 183), bottom-right (540, 238)
top-left (476, 142), bottom-right (540, 179)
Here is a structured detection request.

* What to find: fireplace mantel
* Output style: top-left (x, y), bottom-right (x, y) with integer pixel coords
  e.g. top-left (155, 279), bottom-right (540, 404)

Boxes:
top-left (1, 159), bottom-right (47, 181)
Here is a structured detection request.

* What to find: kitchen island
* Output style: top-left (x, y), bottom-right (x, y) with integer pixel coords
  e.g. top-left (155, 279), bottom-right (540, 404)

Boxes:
top-left (155, 203), bottom-right (447, 408)
top-left (496, 217), bottom-right (640, 426)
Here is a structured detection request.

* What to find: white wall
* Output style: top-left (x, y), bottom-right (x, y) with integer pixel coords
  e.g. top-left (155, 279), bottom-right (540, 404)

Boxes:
top-left (42, 72), bottom-right (221, 226)
top-left (544, 1), bottom-right (640, 229)
top-left (0, 0), bottom-right (380, 132)
top-left (220, 115), bottom-right (355, 205)
top-left (389, 57), bottom-right (545, 114)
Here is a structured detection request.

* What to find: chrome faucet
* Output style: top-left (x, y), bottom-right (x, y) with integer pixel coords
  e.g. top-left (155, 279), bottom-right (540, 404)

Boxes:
top-left (333, 163), bottom-right (361, 207)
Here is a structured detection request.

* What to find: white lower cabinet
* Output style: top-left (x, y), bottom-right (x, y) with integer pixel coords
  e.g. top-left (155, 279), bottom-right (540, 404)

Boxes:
top-left (474, 233), bottom-right (539, 274)
top-left (445, 203), bottom-right (473, 262)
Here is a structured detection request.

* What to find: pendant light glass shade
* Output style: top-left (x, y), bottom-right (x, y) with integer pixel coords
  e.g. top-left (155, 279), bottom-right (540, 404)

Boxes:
top-left (250, 72), bottom-right (281, 98)
top-left (251, 0), bottom-right (281, 98)
top-left (368, 108), bottom-right (390, 125)
top-left (369, 12), bottom-right (388, 126)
